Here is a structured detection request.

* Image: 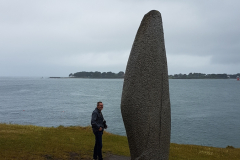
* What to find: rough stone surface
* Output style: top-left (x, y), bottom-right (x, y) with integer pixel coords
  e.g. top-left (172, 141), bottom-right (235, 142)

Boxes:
top-left (121, 10), bottom-right (171, 160)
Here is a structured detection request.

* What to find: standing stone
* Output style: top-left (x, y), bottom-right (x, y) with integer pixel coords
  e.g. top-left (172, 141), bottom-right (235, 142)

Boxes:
top-left (121, 10), bottom-right (171, 160)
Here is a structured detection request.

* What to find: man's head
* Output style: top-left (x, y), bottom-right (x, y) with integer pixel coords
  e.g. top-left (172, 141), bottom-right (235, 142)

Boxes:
top-left (97, 101), bottom-right (103, 111)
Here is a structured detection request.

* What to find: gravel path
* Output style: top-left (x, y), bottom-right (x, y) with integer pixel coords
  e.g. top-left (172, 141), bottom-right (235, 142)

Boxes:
top-left (104, 155), bottom-right (131, 160)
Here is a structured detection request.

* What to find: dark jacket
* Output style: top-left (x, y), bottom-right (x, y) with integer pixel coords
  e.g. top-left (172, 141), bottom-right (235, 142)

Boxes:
top-left (91, 107), bottom-right (105, 133)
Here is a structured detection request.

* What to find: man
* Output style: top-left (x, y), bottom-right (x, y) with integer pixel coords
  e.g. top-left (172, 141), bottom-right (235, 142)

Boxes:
top-left (91, 101), bottom-right (107, 160)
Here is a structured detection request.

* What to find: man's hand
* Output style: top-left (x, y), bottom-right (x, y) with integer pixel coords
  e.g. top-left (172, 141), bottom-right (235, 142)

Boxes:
top-left (99, 127), bottom-right (102, 131)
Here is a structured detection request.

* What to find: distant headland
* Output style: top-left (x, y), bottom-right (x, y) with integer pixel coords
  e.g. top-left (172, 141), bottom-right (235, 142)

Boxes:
top-left (49, 71), bottom-right (240, 79)
top-left (53, 71), bottom-right (240, 79)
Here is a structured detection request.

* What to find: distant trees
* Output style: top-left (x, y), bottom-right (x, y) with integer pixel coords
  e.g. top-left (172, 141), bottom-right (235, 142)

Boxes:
top-left (71, 71), bottom-right (125, 78)
top-left (228, 73), bottom-right (240, 79)
top-left (118, 71), bottom-right (124, 77)
top-left (168, 73), bottom-right (239, 79)
top-left (69, 71), bottom-right (239, 79)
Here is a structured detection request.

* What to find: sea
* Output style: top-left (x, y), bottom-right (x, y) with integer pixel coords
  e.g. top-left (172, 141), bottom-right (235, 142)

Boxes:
top-left (0, 77), bottom-right (239, 148)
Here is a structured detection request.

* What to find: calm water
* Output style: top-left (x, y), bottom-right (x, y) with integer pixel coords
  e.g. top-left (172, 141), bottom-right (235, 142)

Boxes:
top-left (0, 77), bottom-right (239, 148)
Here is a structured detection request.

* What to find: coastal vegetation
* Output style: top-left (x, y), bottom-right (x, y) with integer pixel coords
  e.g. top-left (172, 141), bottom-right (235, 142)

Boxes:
top-left (1, 123), bottom-right (240, 160)
top-left (169, 73), bottom-right (240, 79)
top-left (69, 71), bottom-right (124, 78)
top-left (68, 71), bottom-right (240, 79)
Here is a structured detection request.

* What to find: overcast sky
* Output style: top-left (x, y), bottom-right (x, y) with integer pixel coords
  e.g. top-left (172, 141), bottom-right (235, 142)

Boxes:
top-left (1, 0), bottom-right (239, 77)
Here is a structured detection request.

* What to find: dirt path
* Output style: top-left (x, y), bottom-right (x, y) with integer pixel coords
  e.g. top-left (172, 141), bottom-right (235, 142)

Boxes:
top-left (104, 155), bottom-right (131, 160)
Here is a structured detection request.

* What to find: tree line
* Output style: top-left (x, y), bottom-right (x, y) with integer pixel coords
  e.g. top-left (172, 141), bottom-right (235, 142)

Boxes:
top-left (69, 71), bottom-right (240, 79)
top-left (69, 71), bottom-right (124, 78)
top-left (169, 73), bottom-right (240, 79)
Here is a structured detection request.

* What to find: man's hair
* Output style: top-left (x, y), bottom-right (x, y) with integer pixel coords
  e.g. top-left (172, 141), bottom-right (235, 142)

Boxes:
top-left (97, 101), bottom-right (102, 106)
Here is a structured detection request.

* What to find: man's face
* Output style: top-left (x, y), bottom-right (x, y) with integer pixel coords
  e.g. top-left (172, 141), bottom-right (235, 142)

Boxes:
top-left (97, 103), bottom-right (103, 111)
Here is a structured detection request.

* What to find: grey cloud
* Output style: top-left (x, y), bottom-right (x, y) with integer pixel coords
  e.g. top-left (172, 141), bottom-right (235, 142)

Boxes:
top-left (0, 0), bottom-right (240, 76)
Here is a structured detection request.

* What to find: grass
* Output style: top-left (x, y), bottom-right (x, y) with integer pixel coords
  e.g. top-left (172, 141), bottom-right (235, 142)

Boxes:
top-left (0, 123), bottom-right (239, 160)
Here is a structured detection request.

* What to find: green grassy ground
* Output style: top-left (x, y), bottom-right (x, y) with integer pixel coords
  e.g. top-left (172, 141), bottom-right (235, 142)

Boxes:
top-left (0, 123), bottom-right (239, 160)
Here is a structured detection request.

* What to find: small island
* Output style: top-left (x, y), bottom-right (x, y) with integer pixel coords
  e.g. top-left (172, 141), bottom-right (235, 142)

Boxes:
top-left (69, 71), bottom-right (125, 78)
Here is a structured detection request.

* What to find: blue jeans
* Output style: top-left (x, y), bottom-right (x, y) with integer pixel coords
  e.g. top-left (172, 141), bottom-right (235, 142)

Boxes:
top-left (93, 131), bottom-right (103, 160)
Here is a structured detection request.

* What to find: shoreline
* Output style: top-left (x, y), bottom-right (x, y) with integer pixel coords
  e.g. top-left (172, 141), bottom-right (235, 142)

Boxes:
top-left (49, 77), bottom-right (239, 80)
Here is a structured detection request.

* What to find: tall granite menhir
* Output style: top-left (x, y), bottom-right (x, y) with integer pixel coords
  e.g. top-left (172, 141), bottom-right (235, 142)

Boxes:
top-left (121, 10), bottom-right (171, 160)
